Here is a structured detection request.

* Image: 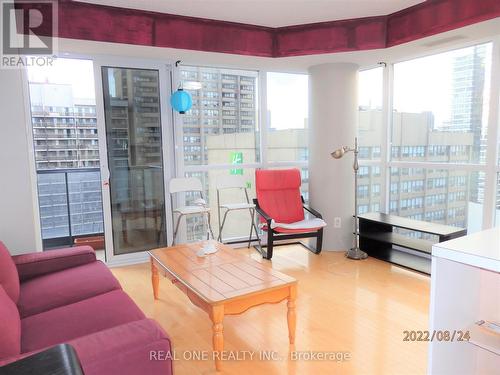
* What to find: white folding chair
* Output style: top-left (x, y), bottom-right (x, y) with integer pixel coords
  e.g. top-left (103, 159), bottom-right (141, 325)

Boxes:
top-left (216, 175), bottom-right (260, 248)
top-left (169, 177), bottom-right (214, 245)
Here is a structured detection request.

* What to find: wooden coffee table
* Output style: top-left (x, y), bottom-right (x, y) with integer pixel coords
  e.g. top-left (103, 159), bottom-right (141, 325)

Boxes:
top-left (148, 240), bottom-right (297, 371)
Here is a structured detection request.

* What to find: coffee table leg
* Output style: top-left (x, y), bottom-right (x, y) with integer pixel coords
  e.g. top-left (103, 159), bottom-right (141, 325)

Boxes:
top-left (287, 284), bottom-right (297, 345)
top-left (151, 258), bottom-right (159, 300)
top-left (210, 305), bottom-right (224, 371)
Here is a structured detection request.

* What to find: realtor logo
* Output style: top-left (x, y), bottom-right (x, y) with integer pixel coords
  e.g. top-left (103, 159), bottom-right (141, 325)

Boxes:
top-left (1, 0), bottom-right (57, 68)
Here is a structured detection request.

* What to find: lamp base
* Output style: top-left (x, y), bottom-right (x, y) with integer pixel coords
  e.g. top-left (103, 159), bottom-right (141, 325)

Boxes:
top-left (345, 247), bottom-right (368, 260)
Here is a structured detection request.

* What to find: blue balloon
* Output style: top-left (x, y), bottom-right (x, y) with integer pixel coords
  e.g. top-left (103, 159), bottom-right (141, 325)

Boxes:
top-left (170, 89), bottom-right (192, 114)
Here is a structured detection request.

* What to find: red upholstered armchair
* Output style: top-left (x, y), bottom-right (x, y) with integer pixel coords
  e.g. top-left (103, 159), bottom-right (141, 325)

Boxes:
top-left (253, 169), bottom-right (326, 259)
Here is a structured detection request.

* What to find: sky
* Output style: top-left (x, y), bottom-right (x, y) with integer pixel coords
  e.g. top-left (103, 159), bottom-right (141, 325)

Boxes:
top-left (267, 72), bottom-right (308, 130)
top-left (358, 57), bottom-right (458, 127)
top-left (27, 58), bottom-right (96, 100)
top-left (359, 67), bottom-right (383, 109)
top-left (392, 44), bottom-right (491, 129)
top-left (393, 51), bottom-right (457, 127)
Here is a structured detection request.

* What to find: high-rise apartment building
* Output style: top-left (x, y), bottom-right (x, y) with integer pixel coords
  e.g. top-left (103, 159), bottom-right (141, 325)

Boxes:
top-left (449, 45), bottom-right (488, 204)
top-left (103, 68), bottom-right (163, 207)
top-left (106, 69), bottom-right (162, 168)
top-left (29, 83), bottom-right (99, 169)
top-left (448, 45), bottom-right (487, 141)
top-left (358, 109), bottom-right (475, 230)
top-left (180, 66), bottom-right (258, 165)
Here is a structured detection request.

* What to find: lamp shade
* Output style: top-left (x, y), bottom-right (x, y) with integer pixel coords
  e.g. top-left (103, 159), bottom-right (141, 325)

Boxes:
top-left (170, 89), bottom-right (192, 114)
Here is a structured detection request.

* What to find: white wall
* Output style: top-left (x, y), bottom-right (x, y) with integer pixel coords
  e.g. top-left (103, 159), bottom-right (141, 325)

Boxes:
top-left (0, 69), bottom-right (41, 254)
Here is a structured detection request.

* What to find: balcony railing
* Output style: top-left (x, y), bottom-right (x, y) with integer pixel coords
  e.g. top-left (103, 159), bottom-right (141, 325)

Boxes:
top-left (37, 168), bottom-right (104, 249)
top-left (34, 131), bottom-right (99, 139)
top-left (35, 144), bottom-right (100, 151)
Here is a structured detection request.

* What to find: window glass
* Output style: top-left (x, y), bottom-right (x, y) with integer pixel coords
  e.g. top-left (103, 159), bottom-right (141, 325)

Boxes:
top-left (357, 166), bottom-right (382, 215)
top-left (101, 67), bottom-right (166, 255)
top-left (393, 43), bottom-right (492, 164)
top-left (389, 168), bottom-right (484, 233)
top-left (28, 58), bottom-right (100, 170)
top-left (184, 169), bottom-right (256, 241)
top-left (266, 72), bottom-right (308, 162)
top-left (27, 58), bottom-right (104, 249)
top-left (181, 167), bottom-right (310, 242)
top-left (359, 67), bottom-right (383, 160)
top-left (180, 66), bottom-right (259, 166)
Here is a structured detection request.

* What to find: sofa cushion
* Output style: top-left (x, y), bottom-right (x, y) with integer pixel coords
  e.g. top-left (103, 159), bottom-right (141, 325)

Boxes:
top-left (70, 319), bottom-right (173, 375)
top-left (21, 290), bottom-right (145, 352)
top-left (18, 261), bottom-right (121, 318)
top-left (0, 241), bottom-right (20, 303)
top-left (0, 286), bottom-right (21, 359)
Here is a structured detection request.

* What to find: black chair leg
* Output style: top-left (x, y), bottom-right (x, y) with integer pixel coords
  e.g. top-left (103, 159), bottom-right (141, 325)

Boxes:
top-left (316, 228), bottom-right (323, 254)
top-left (265, 230), bottom-right (274, 260)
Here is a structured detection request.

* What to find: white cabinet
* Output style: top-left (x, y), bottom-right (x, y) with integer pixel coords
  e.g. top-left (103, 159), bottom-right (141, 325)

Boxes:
top-left (428, 227), bottom-right (500, 374)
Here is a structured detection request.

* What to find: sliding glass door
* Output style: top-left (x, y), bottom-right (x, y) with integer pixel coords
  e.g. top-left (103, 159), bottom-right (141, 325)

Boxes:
top-left (95, 59), bottom-right (174, 264)
top-left (26, 58), bottom-right (106, 261)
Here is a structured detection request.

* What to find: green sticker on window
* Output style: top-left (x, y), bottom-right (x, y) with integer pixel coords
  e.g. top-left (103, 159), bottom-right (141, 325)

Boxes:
top-left (230, 152), bottom-right (243, 175)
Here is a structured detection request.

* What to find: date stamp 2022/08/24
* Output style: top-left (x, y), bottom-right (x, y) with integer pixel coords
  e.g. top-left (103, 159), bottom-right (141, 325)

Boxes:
top-left (403, 330), bottom-right (470, 342)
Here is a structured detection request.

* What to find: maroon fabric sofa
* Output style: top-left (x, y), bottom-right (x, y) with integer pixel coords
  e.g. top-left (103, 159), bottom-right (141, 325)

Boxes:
top-left (0, 241), bottom-right (173, 374)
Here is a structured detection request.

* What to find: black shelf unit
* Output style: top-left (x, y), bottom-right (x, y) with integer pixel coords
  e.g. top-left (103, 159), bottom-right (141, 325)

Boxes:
top-left (358, 212), bottom-right (466, 274)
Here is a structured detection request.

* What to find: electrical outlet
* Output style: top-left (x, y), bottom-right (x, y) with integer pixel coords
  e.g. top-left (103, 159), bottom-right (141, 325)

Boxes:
top-left (334, 217), bottom-right (341, 228)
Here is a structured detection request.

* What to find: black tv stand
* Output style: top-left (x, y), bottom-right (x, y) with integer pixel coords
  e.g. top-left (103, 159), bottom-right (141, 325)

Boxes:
top-left (358, 212), bottom-right (466, 274)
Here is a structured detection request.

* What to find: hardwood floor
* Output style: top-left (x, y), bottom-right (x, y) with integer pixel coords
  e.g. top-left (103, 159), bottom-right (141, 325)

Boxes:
top-left (111, 245), bottom-right (430, 375)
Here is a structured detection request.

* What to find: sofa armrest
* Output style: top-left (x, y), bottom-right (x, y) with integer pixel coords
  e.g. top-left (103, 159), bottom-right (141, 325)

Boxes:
top-left (13, 246), bottom-right (96, 282)
top-left (68, 319), bottom-right (173, 375)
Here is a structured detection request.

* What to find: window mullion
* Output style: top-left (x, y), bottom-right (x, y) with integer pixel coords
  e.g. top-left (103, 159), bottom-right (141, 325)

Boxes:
top-left (482, 37), bottom-right (500, 229)
top-left (259, 71), bottom-right (268, 169)
top-left (381, 63), bottom-right (393, 214)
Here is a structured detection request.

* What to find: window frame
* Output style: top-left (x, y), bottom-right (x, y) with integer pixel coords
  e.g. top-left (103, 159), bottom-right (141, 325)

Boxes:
top-left (359, 36), bottom-right (500, 231)
top-left (173, 67), bottom-right (309, 170)
top-left (172, 66), bottom-right (309, 242)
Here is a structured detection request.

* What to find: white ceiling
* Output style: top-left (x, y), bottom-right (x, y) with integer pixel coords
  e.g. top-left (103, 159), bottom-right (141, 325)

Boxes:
top-left (79, 0), bottom-right (424, 27)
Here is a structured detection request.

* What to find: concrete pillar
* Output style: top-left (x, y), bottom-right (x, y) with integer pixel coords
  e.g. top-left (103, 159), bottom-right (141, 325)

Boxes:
top-left (308, 63), bottom-right (359, 251)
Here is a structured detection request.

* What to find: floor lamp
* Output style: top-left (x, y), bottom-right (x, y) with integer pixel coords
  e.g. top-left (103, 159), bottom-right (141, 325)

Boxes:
top-left (330, 137), bottom-right (368, 260)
